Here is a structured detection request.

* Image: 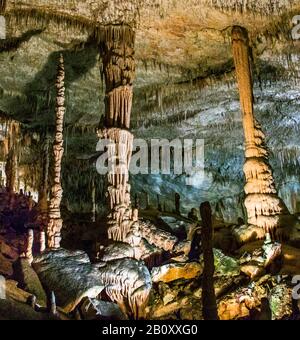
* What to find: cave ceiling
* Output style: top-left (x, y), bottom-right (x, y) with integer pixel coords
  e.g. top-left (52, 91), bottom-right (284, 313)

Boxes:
top-left (1, 0), bottom-right (300, 215)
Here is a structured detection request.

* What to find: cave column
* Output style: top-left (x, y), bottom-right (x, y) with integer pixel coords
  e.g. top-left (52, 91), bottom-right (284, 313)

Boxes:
top-left (37, 136), bottom-right (50, 251)
top-left (5, 121), bottom-right (20, 194)
top-left (98, 26), bottom-right (135, 242)
top-left (91, 177), bottom-right (96, 223)
top-left (5, 146), bottom-right (18, 193)
top-left (46, 54), bottom-right (65, 249)
top-left (231, 26), bottom-right (288, 236)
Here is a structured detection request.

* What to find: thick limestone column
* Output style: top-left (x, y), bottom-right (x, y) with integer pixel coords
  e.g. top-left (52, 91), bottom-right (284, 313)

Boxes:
top-left (231, 26), bottom-right (289, 236)
top-left (97, 26), bottom-right (191, 258)
top-left (98, 26), bottom-right (135, 242)
top-left (46, 54), bottom-right (65, 249)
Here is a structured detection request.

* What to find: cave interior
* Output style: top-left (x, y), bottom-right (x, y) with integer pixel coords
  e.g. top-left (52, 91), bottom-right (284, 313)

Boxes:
top-left (0, 0), bottom-right (300, 321)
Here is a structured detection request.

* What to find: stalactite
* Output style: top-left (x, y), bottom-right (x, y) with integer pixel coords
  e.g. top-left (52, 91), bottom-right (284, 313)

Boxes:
top-left (206, 0), bottom-right (295, 15)
top-left (47, 54), bottom-right (65, 249)
top-left (200, 202), bottom-right (219, 321)
top-left (231, 26), bottom-right (290, 237)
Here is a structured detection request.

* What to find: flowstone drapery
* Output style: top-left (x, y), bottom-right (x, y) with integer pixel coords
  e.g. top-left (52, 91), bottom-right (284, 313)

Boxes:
top-left (46, 54), bottom-right (65, 249)
top-left (231, 26), bottom-right (289, 237)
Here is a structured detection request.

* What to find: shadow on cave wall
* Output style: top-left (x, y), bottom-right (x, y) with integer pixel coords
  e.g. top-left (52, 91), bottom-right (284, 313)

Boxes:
top-left (0, 28), bottom-right (45, 52)
top-left (4, 32), bottom-right (100, 132)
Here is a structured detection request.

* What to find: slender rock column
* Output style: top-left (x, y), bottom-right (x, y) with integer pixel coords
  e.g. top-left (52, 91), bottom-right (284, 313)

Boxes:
top-left (98, 26), bottom-right (135, 242)
top-left (231, 26), bottom-right (289, 236)
top-left (24, 229), bottom-right (34, 264)
top-left (91, 177), bottom-right (96, 223)
top-left (46, 54), bottom-right (65, 249)
top-left (37, 136), bottom-right (50, 242)
top-left (5, 146), bottom-right (18, 193)
top-left (200, 202), bottom-right (219, 320)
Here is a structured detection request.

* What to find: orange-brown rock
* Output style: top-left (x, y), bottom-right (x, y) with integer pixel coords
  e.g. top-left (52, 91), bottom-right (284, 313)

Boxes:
top-left (151, 262), bottom-right (203, 283)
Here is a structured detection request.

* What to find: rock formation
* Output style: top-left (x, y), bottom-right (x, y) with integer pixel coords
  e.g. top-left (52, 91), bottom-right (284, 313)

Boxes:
top-left (37, 136), bottom-right (50, 240)
top-left (2, 117), bottom-right (21, 194)
top-left (200, 202), bottom-right (219, 320)
top-left (98, 25), bottom-right (135, 243)
top-left (98, 25), bottom-right (190, 260)
top-left (231, 26), bottom-right (289, 238)
top-left (23, 229), bottom-right (34, 264)
top-left (32, 249), bottom-right (152, 319)
top-left (46, 54), bottom-right (65, 249)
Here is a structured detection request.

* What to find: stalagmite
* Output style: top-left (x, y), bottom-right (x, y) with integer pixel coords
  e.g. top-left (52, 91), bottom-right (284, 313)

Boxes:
top-left (4, 119), bottom-right (21, 194)
top-left (39, 231), bottom-right (46, 253)
top-left (24, 229), bottom-right (34, 264)
top-left (37, 136), bottom-right (50, 241)
top-left (5, 146), bottom-right (18, 193)
top-left (231, 26), bottom-right (289, 237)
top-left (175, 192), bottom-right (181, 215)
top-left (200, 202), bottom-right (219, 320)
top-left (46, 54), bottom-right (65, 249)
top-left (91, 177), bottom-right (96, 223)
top-left (50, 291), bottom-right (57, 316)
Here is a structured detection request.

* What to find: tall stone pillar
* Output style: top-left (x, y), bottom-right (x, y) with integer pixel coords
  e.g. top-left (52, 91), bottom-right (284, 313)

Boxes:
top-left (46, 54), bottom-right (65, 249)
top-left (91, 177), bottom-right (96, 223)
top-left (231, 26), bottom-right (289, 236)
top-left (5, 146), bottom-right (18, 193)
top-left (37, 136), bottom-right (50, 243)
top-left (5, 120), bottom-right (20, 194)
top-left (98, 26), bottom-right (135, 242)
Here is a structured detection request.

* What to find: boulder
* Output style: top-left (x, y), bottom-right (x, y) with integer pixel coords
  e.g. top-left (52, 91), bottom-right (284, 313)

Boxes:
top-left (157, 282), bottom-right (178, 305)
top-left (214, 275), bottom-right (248, 298)
top-left (240, 262), bottom-right (265, 280)
top-left (32, 249), bottom-right (106, 313)
top-left (150, 296), bottom-right (191, 319)
top-left (218, 295), bottom-right (253, 320)
top-left (269, 284), bottom-right (293, 320)
top-left (0, 241), bottom-right (18, 260)
top-left (80, 298), bottom-right (127, 320)
top-left (209, 249), bottom-right (240, 277)
top-left (13, 258), bottom-right (47, 307)
top-left (280, 245), bottom-right (300, 276)
top-left (179, 300), bottom-right (203, 320)
top-left (232, 224), bottom-right (265, 245)
top-left (0, 299), bottom-right (57, 320)
top-left (151, 262), bottom-right (203, 283)
top-left (5, 280), bottom-right (31, 304)
top-left (99, 242), bottom-right (135, 261)
top-left (32, 248), bottom-right (152, 318)
top-left (239, 243), bottom-right (300, 276)
top-left (0, 253), bottom-right (13, 277)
